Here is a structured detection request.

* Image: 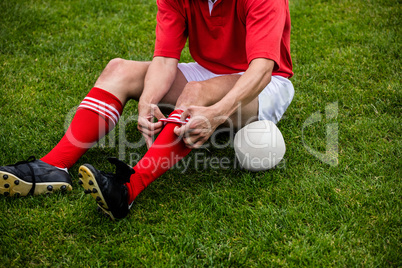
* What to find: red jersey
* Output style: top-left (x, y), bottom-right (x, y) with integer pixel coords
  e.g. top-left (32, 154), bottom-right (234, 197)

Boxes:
top-left (154, 0), bottom-right (293, 78)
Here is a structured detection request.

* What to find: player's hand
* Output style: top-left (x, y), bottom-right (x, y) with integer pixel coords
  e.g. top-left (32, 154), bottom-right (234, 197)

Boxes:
top-left (138, 103), bottom-right (165, 148)
top-left (173, 105), bottom-right (227, 149)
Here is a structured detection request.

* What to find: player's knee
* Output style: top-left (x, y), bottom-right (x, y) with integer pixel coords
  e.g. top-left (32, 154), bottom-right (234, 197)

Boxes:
top-left (185, 81), bottom-right (203, 91)
top-left (177, 81), bottom-right (205, 107)
top-left (97, 58), bottom-right (144, 87)
top-left (103, 58), bottom-right (127, 77)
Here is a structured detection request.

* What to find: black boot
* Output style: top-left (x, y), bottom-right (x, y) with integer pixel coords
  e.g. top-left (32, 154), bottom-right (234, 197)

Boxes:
top-left (0, 157), bottom-right (72, 197)
top-left (78, 157), bottom-right (135, 220)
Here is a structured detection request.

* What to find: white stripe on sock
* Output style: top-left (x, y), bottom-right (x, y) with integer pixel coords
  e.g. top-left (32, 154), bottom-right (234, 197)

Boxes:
top-left (159, 113), bottom-right (190, 125)
top-left (80, 101), bottom-right (119, 124)
top-left (84, 97), bottom-right (120, 120)
top-left (79, 104), bottom-right (118, 126)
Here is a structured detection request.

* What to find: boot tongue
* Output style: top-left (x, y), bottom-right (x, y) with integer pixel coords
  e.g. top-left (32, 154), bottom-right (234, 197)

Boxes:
top-left (107, 157), bottom-right (135, 184)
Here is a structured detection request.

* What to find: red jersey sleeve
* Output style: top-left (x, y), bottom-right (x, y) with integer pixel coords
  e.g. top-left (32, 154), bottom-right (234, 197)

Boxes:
top-left (244, 0), bottom-right (288, 72)
top-left (154, 0), bottom-right (188, 60)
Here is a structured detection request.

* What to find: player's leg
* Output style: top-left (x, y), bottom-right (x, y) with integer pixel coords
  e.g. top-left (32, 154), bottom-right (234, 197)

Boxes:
top-left (77, 63), bottom-right (191, 219)
top-left (39, 59), bottom-right (153, 170)
top-left (0, 59), bottom-right (187, 198)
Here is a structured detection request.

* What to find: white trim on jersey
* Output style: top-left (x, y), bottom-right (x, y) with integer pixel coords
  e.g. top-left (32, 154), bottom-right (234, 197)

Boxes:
top-left (208, 0), bottom-right (215, 15)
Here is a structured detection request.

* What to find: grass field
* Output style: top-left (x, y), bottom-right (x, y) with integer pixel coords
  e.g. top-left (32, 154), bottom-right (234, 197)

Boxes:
top-left (0, 0), bottom-right (401, 266)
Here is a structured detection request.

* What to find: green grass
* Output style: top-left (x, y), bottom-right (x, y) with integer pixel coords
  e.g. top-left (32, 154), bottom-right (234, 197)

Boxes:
top-left (0, 0), bottom-right (400, 266)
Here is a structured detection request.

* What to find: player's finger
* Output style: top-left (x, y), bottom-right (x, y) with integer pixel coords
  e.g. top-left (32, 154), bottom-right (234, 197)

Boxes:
top-left (180, 108), bottom-right (191, 123)
top-left (139, 125), bottom-right (163, 137)
top-left (183, 135), bottom-right (206, 149)
top-left (137, 117), bottom-right (150, 130)
top-left (137, 120), bottom-right (151, 133)
top-left (153, 121), bottom-right (164, 130)
top-left (151, 104), bottom-right (166, 121)
top-left (138, 118), bottom-right (163, 133)
top-left (184, 128), bottom-right (203, 136)
top-left (191, 139), bottom-right (206, 149)
top-left (145, 121), bottom-right (163, 134)
top-left (142, 133), bottom-right (153, 149)
top-left (174, 125), bottom-right (186, 137)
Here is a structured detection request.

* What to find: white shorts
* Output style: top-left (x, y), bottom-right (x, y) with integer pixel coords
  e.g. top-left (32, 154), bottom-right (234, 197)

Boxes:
top-left (178, 62), bottom-right (294, 124)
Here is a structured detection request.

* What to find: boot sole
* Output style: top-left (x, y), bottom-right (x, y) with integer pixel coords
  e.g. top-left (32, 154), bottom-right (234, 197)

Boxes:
top-left (78, 165), bottom-right (116, 220)
top-left (0, 171), bottom-right (72, 197)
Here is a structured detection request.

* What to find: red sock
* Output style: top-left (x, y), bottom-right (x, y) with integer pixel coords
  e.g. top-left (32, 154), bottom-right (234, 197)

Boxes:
top-left (125, 110), bottom-right (191, 203)
top-left (41, 87), bottom-right (123, 169)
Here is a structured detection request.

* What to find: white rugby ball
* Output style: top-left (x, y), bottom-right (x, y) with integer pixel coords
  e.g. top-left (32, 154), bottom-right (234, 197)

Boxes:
top-left (234, 120), bottom-right (286, 171)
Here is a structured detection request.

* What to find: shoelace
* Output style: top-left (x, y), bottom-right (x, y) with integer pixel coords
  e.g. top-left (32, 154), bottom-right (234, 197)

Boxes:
top-left (10, 156), bottom-right (37, 195)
